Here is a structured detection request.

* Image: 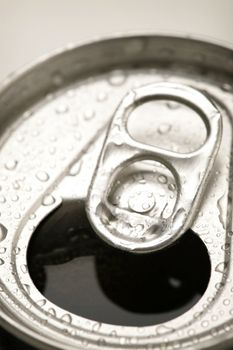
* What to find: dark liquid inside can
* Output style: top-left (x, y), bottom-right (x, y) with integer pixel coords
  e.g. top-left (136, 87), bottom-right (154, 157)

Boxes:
top-left (27, 202), bottom-right (211, 327)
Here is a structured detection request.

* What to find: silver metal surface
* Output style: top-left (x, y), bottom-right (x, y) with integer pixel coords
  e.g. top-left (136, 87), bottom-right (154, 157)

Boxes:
top-left (87, 82), bottom-right (222, 253)
top-left (0, 34), bottom-right (233, 349)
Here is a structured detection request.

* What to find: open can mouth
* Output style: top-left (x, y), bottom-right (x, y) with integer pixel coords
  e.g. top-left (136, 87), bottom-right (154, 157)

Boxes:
top-left (0, 34), bottom-right (233, 350)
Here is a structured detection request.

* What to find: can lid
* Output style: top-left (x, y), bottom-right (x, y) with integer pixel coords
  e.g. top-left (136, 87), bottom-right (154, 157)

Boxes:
top-left (0, 34), bottom-right (232, 350)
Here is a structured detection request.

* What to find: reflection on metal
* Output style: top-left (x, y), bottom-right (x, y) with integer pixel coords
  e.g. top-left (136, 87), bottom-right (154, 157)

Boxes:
top-left (0, 34), bottom-right (232, 349)
top-left (87, 83), bottom-right (222, 253)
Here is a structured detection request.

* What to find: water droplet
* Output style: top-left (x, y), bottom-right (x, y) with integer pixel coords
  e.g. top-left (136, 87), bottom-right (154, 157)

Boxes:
top-left (66, 89), bottom-right (75, 98)
top-left (61, 313), bottom-right (72, 324)
top-left (223, 298), bottom-right (230, 306)
top-left (201, 320), bottom-right (209, 328)
top-left (13, 247), bottom-right (20, 255)
top-left (0, 247), bottom-right (6, 254)
top-left (29, 213), bottom-right (36, 220)
top-left (204, 237), bottom-right (213, 244)
top-left (215, 261), bottom-right (228, 274)
top-left (215, 282), bottom-right (224, 290)
top-left (48, 308), bottom-right (56, 317)
top-left (32, 130), bottom-right (40, 137)
top-left (81, 339), bottom-right (89, 347)
top-left (108, 71), bottom-right (126, 86)
top-left (84, 109), bottom-right (95, 120)
top-left (138, 178), bottom-right (146, 184)
top-left (25, 185), bottom-right (32, 192)
top-left (97, 338), bottom-right (106, 346)
top-left (97, 91), bottom-right (108, 102)
top-left (55, 103), bottom-right (69, 114)
top-left (0, 258), bottom-right (4, 265)
top-left (49, 146), bottom-right (56, 155)
top-left (12, 180), bottom-right (20, 190)
top-left (42, 194), bottom-right (56, 206)
top-left (168, 184), bottom-right (176, 192)
top-left (36, 299), bottom-right (46, 307)
top-left (222, 243), bottom-right (230, 251)
top-left (0, 224), bottom-right (7, 242)
top-left (156, 325), bottom-right (174, 335)
top-left (128, 191), bottom-right (155, 213)
top-left (22, 111), bottom-right (33, 120)
top-left (166, 101), bottom-right (180, 110)
top-left (0, 175), bottom-right (7, 181)
top-left (36, 171), bottom-right (49, 182)
top-left (110, 330), bottom-right (118, 337)
top-left (158, 174), bottom-right (168, 184)
top-left (5, 160), bottom-right (18, 170)
top-left (50, 135), bottom-right (57, 142)
top-left (158, 123), bottom-right (171, 135)
top-left (0, 195), bottom-right (6, 203)
top-left (20, 264), bottom-right (28, 274)
top-left (221, 83), bottom-right (232, 92)
top-left (16, 134), bottom-right (24, 143)
top-left (69, 161), bottom-right (82, 176)
top-left (211, 314), bottom-right (218, 322)
top-left (11, 194), bottom-right (19, 202)
top-left (159, 189), bottom-right (166, 197)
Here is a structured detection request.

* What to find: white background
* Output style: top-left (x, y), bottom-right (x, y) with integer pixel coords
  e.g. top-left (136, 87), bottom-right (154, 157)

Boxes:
top-left (0, 0), bottom-right (233, 81)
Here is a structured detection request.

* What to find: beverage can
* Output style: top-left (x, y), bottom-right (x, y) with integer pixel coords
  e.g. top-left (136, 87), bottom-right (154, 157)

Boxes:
top-left (0, 34), bottom-right (233, 349)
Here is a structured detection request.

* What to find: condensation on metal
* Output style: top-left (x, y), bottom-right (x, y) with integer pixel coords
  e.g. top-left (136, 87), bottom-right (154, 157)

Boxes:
top-left (87, 82), bottom-right (222, 253)
top-left (0, 35), bottom-right (232, 350)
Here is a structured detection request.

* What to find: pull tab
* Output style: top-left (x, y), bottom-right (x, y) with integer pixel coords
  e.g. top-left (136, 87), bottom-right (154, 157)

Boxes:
top-left (86, 83), bottom-right (222, 253)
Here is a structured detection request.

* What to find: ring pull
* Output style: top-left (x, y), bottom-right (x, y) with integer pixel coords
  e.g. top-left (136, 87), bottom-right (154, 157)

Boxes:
top-left (86, 83), bottom-right (222, 253)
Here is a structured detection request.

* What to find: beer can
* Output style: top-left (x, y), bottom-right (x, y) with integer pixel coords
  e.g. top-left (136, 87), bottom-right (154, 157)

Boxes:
top-left (0, 34), bottom-right (233, 350)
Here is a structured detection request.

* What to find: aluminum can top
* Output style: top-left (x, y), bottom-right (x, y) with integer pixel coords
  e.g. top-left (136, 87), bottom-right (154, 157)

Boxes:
top-left (0, 34), bottom-right (233, 350)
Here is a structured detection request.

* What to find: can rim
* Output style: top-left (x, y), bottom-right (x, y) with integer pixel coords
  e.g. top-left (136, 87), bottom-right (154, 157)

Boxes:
top-left (0, 30), bottom-right (232, 95)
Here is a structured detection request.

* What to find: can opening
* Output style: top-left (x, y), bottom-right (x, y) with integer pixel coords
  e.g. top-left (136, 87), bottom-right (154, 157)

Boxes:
top-left (27, 201), bottom-right (211, 327)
